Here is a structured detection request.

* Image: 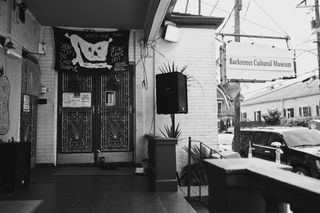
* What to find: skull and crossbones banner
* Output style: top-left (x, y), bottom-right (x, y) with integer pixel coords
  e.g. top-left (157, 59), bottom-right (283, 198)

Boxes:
top-left (53, 27), bottom-right (129, 73)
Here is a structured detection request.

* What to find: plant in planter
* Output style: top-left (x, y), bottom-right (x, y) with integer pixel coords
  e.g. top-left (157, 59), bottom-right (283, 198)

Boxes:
top-left (158, 62), bottom-right (188, 74)
top-left (159, 114), bottom-right (181, 140)
top-left (179, 145), bottom-right (209, 186)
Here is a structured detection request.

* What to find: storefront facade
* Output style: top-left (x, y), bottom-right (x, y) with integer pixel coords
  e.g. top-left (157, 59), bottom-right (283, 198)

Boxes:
top-left (0, 0), bottom-right (223, 170)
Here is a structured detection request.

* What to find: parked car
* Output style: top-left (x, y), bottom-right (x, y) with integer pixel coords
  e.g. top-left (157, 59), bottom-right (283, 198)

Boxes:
top-left (308, 119), bottom-right (320, 131)
top-left (232, 126), bottom-right (320, 178)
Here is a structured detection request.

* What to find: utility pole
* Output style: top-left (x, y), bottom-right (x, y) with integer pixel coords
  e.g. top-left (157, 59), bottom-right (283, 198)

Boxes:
top-left (315, 0), bottom-right (320, 81)
top-left (233, 0), bottom-right (242, 152)
top-left (313, 0), bottom-right (320, 118)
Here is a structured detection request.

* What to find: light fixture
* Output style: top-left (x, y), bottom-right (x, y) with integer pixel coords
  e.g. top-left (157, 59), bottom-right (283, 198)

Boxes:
top-left (5, 38), bottom-right (14, 49)
top-left (0, 36), bottom-right (15, 49)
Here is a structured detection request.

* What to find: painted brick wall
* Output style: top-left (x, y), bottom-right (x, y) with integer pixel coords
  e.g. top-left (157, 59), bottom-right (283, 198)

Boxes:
top-left (0, 1), bottom-right (40, 54)
top-left (154, 28), bottom-right (218, 171)
top-left (36, 27), bottom-right (57, 164)
top-left (0, 1), bottom-right (40, 143)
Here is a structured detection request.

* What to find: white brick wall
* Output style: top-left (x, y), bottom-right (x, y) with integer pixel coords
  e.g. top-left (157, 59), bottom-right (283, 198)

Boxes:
top-left (154, 28), bottom-right (218, 171)
top-left (36, 27), bottom-right (57, 164)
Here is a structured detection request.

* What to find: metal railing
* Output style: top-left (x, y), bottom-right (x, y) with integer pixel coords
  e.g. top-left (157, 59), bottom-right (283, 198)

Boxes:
top-left (186, 137), bottom-right (227, 202)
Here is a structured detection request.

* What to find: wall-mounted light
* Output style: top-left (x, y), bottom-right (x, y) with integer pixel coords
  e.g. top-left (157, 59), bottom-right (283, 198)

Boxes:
top-left (0, 36), bottom-right (15, 49)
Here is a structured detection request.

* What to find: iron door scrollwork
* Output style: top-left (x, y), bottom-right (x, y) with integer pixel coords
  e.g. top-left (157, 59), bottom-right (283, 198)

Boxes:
top-left (100, 72), bottom-right (130, 151)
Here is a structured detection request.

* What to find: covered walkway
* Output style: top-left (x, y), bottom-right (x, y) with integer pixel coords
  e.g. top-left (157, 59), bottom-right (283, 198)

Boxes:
top-left (0, 166), bottom-right (197, 213)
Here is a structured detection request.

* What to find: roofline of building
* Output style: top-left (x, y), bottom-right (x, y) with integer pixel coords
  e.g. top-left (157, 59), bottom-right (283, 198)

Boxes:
top-left (242, 91), bottom-right (320, 107)
top-left (166, 12), bottom-right (224, 29)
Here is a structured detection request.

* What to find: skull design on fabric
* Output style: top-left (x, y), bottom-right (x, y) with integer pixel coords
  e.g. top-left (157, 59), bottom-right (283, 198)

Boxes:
top-left (65, 34), bottom-right (113, 69)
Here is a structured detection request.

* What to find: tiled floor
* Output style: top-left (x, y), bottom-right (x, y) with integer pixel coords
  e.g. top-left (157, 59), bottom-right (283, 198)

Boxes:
top-left (0, 167), bottom-right (197, 213)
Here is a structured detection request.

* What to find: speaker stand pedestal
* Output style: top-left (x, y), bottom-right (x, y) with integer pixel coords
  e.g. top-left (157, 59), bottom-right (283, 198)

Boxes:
top-left (171, 114), bottom-right (175, 137)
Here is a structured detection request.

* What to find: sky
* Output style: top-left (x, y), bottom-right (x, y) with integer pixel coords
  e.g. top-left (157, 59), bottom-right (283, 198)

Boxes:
top-left (173, 0), bottom-right (319, 96)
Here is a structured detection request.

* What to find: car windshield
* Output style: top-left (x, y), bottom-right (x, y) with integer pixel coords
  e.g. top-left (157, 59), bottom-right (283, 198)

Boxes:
top-left (282, 129), bottom-right (320, 147)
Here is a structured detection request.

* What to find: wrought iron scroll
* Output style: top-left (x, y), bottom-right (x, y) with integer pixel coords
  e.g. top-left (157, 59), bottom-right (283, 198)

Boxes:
top-left (60, 73), bottom-right (93, 153)
top-left (100, 71), bottom-right (130, 151)
top-left (62, 109), bottom-right (92, 152)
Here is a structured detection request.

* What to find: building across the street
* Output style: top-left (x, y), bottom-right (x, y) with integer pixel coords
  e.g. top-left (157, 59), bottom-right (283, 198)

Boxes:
top-left (241, 76), bottom-right (320, 122)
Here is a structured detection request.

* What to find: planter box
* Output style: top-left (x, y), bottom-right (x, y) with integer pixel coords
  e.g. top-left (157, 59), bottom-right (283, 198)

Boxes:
top-left (145, 134), bottom-right (177, 192)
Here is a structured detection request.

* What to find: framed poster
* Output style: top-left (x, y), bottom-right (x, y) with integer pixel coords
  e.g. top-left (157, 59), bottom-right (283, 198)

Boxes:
top-left (63, 93), bottom-right (91, 108)
top-left (105, 91), bottom-right (116, 106)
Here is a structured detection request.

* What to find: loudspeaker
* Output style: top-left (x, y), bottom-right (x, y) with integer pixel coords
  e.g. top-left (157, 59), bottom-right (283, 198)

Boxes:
top-left (156, 72), bottom-right (188, 114)
top-left (162, 25), bottom-right (181, 42)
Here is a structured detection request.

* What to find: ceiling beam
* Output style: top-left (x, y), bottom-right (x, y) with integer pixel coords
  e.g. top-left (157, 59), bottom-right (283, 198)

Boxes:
top-left (144, 0), bottom-right (175, 42)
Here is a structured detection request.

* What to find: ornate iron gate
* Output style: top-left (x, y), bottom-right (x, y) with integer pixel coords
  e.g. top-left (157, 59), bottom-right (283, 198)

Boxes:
top-left (99, 72), bottom-right (130, 151)
top-left (58, 69), bottom-right (133, 164)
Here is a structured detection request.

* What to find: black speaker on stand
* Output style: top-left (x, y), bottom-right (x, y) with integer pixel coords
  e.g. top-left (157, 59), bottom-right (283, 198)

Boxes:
top-left (156, 72), bottom-right (188, 114)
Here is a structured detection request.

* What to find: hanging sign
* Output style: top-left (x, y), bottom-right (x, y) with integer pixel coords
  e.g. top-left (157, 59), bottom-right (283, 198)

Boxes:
top-left (223, 42), bottom-right (295, 81)
top-left (53, 27), bottom-right (130, 73)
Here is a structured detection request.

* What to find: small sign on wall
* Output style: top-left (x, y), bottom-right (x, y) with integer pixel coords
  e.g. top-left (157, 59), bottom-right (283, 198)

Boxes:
top-left (63, 92), bottom-right (91, 107)
top-left (23, 95), bottom-right (30, 112)
top-left (105, 91), bottom-right (116, 106)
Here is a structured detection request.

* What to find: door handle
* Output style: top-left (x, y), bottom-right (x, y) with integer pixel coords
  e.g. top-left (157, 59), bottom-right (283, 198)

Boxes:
top-left (264, 150), bottom-right (271, 154)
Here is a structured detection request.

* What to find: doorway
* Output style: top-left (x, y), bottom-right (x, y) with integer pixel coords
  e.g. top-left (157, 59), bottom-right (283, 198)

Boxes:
top-left (57, 66), bottom-right (134, 164)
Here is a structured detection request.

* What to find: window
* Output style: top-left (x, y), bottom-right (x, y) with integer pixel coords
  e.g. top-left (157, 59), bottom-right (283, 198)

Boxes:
top-left (317, 105), bottom-right (319, 117)
top-left (287, 108), bottom-right (294, 118)
top-left (241, 112), bottom-right (247, 121)
top-left (299, 107), bottom-right (302, 116)
top-left (283, 109), bottom-right (286, 118)
top-left (254, 111), bottom-right (261, 122)
top-left (218, 101), bottom-right (222, 114)
top-left (253, 132), bottom-right (268, 146)
top-left (302, 106), bottom-right (311, 117)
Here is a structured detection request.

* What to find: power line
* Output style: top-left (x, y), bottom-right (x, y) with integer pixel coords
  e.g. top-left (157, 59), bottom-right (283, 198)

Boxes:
top-left (295, 48), bottom-right (317, 57)
top-left (218, 5), bottom-right (235, 34)
top-left (185, 0), bottom-right (190, 13)
top-left (202, 1), bottom-right (287, 36)
top-left (252, 0), bottom-right (289, 36)
top-left (243, 80), bottom-right (304, 103)
top-left (243, 68), bottom-right (318, 97)
top-left (209, 0), bottom-right (221, 16)
top-left (243, 0), bottom-right (252, 18)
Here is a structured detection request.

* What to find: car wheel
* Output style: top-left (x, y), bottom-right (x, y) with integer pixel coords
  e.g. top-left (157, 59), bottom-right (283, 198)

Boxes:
top-left (292, 167), bottom-right (310, 176)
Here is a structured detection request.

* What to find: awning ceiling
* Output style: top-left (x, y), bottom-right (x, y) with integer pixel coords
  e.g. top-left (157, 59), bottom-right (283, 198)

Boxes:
top-left (24, 0), bottom-right (150, 29)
